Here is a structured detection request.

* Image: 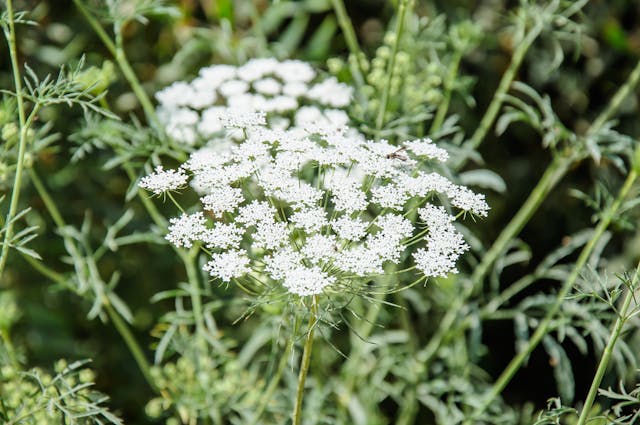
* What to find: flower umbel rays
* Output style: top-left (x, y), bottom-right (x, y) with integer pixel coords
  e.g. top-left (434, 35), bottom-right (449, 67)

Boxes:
top-left (141, 121), bottom-right (488, 297)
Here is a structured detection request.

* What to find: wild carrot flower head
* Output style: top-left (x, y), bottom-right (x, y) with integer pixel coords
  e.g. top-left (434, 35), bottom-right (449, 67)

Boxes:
top-left (142, 118), bottom-right (488, 298)
top-left (155, 59), bottom-right (354, 146)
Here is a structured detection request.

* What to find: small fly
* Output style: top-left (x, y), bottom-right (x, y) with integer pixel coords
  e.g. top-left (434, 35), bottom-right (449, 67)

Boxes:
top-left (386, 146), bottom-right (408, 161)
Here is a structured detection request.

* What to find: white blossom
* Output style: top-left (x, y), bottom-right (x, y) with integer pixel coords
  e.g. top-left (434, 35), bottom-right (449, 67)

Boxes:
top-left (203, 249), bottom-right (251, 282)
top-left (404, 138), bottom-right (449, 162)
top-left (166, 212), bottom-right (207, 248)
top-left (201, 186), bottom-right (244, 216)
top-left (139, 166), bottom-right (188, 195)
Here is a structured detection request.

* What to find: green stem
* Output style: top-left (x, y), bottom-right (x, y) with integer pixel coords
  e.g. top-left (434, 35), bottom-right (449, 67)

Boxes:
top-left (375, 0), bottom-right (412, 133)
top-left (430, 50), bottom-right (462, 134)
top-left (28, 169), bottom-right (64, 227)
top-left (104, 302), bottom-right (157, 391)
top-left (471, 154), bottom-right (573, 286)
top-left (470, 164), bottom-right (638, 420)
top-left (465, 20), bottom-right (543, 152)
top-left (27, 168), bottom-right (158, 392)
top-left (21, 250), bottom-right (157, 392)
top-left (0, 0), bottom-right (30, 282)
top-left (330, 0), bottom-right (366, 92)
top-left (292, 296), bottom-right (319, 425)
top-left (0, 328), bottom-right (19, 369)
top-left (588, 59), bottom-right (640, 135)
top-left (418, 153), bottom-right (573, 365)
top-left (576, 261), bottom-right (640, 425)
top-left (251, 339), bottom-right (295, 425)
top-left (181, 247), bottom-right (205, 335)
top-left (72, 0), bottom-right (160, 128)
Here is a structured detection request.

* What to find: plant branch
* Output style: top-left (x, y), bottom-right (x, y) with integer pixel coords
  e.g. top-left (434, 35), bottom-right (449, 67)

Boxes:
top-left (293, 296), bottom-right (319, 425)
top-left (0, 0), bottom-right (30, 282)
top-left (375, 0), bottom-right (413, 133)
top-left (469, 158), bottom-right (638, 420)
top-left (464, 20), bottom-right (543, 153)
top-left (576, 258), bottom-right (640, 425)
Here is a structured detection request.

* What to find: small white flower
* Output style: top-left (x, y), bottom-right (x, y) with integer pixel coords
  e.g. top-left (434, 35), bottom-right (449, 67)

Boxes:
top-left (254, 221), bottom-right (290, 250)
top-left (203, 249), bottom-right (251, 282)
top-left (201, 223), bottom-right (244, 249)
top-left (413, 205), bottom-right (469, 277)
top-left (219, 110), bottom-right (266, 128)
top-left (404, 138), bottom-right (449, 162)
top-left (301, 234), bottom-right (337, 264)
top-left (274, 60), bottom-right (316, 83)
top-left (307, 77), bottom-right (352, 107)
top-left (198, 64), bottom-right (237, 87)
top-left (371, 183), bottom-right (409, 210)
top-left (166, 212), bottom-right (207, 248)
top-left (265, 247), bottom-right (303, 280)
top-left (139, 166), bottom-right (189, 195)
top-left (331, 215), bottom-right (368, 241)
top-left (236, 201), bottom-right (278, 226)
top-left (282, 81), bottom-right (308, 97)
top-left (237, 58), bottom-right (279, 81)
top-left (218, 79), bottom-right (249, 97)
top-left (282, 265), bottom-right (335, 296)
top-left (253, 78), bottom-right (281, 96)
top-left (201, 186), bottom-right (244, 216)
top-left (448, 186), bottom-right (489, 217)
top-left (327, 180), bottom-right (367, 214)
top-left (290, 207), bottom-right (328, 233)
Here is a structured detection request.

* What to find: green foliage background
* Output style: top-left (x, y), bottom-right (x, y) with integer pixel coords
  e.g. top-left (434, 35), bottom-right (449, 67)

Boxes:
top-left (2, 0), bottom-right (640, 423)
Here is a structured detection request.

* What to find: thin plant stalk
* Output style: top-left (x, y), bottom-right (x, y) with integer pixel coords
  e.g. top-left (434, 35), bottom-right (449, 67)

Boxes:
top-left (576, 262), bottom-right (640, 425)
top-left (181, 247), bottom-right (206, 335)
top-left (0, 0), bottom-right (32, 281)
top-left (293, 296), bottom-right (319, 425)
top-left (464, 20), bottom-right (543, 153)
top-left (417, 152), bottom-right (574, 365)
top-left (375, 0), bottom-right (413, 133)
top-left (420, 55), bottom-right (640, 369)
top-left (27, 169), bottom-right (157, 391)
top-left (430, 50), bottom-right (462, 134)
top-left (330, 0), bottom-right (366, 92)
top-left (72, 0), bottom-right (160, 128)
top-left (250, 338), bottom-right (295, 425)
top-left (469, 160), bottom-right (639, 421)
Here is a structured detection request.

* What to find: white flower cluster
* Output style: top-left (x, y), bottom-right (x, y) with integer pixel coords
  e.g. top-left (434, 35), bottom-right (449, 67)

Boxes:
top-left (155, 59), bottom-right (354, 146)
top-left (139, 166), bottom-right (188, 195)
top-left (142, 120), bottom-right (488, 297)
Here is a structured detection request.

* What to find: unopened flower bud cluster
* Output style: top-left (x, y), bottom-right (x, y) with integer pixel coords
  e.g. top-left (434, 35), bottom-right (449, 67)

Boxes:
top-left (141, 117), bottom-right (488, 297)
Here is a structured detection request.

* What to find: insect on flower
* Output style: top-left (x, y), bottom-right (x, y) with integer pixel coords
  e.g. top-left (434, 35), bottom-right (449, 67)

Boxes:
top-left (386, 146), bottom-right (408, 161)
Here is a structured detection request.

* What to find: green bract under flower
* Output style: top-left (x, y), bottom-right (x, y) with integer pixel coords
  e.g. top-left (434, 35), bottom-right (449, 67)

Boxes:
top-left (142, 118), bottom-right (488, 297)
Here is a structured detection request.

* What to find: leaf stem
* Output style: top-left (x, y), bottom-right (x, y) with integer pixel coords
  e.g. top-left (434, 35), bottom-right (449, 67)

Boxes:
top-left (430, 50), bottom-right (462, 134)
top-left (469, 160), bottom-right (638, 421)
top-left (292, 296), bottom-right (319, 425)
top-left (465, 20), bottom-right (543, 152)
top-left (72, 0), bottom-right (160, 128)
top-left (250, 339), bottom-right (294, 425)
top-left (26, 169), bottom-right (158, 391)
top-left (0, 0), bottom-right (30, 282)
top-left (375, 0), bottom-right (413, 133)
top-left (330, 0), bottom-right (366, 92)
top-left (576, 261), bottom-right (640, 425)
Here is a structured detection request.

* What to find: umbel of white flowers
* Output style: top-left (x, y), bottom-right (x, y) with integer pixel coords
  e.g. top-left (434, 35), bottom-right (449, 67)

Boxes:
top-left (140, 117), bottom-right (488, 297)
top-left (155, 58), bottom-right (354, 146)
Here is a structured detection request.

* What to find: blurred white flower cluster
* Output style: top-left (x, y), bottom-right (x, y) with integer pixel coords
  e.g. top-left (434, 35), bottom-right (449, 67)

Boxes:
top-left (155, 58), bottom-right (354, 146)
top-left (141, 115), bottom-right (488, 297)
